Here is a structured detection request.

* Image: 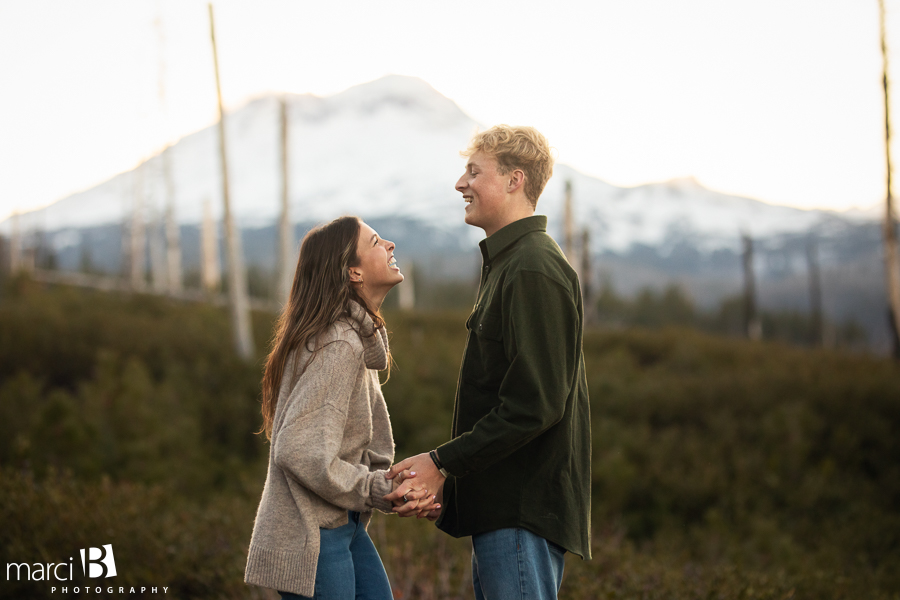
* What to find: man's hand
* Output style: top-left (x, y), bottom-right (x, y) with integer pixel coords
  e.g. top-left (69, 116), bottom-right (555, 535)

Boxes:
top-left (384, 453), bottom-right (446, 517)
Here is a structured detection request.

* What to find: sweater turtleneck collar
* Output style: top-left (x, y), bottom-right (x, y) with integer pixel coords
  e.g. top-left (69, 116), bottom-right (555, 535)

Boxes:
top-left (347, 301), bottom-right (389, 371)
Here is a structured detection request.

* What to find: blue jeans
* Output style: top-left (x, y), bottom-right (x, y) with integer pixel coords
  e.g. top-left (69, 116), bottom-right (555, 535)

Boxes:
top-left (279, 511), bottom-right (392, 600)
top-left (471, 528), bottom-right (566, 600)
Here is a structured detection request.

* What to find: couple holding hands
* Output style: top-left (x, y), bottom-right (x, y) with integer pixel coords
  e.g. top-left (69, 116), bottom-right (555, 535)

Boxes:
top-left (244, 125), bottom-right (592, 600)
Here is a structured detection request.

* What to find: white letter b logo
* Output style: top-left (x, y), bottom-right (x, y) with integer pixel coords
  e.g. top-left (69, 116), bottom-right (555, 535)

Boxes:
top-left (80, 544), bottom-right (117, 578)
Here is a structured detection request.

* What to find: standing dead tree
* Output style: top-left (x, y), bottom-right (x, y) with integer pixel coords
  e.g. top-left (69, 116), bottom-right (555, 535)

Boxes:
top-left (155, 7), bottom-right (182, 296)
top-left (130, 167), bottom-right (147, 292)
top-left (209, 3), bottom-right (254, 360)
top-left (398, 263), bottom-right (415, 310)
top-left (563, 180), bottom-right (575, 266)
top-left (581, 227), bottom-right (594, 323)
top-left (806, 236), bottom-right (823, 347)
top-left (162, 152), bottom-right (182, 295)
top-left (149, 204), bottom-right (167, 293)
top-left (277, 96), bottom-right (294, 304)
top-left (201, 198), bottom-right (221, 294)
top-left (880, 0), bottom-right (900, 358)
top-left (742, 233), bottom-right (762, 341)
top-left (10, 212), bottom-right (22, 274)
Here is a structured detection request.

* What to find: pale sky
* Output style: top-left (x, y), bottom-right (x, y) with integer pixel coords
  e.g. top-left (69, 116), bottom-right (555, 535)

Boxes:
top-left (0, 0), bottom-right (895, 222)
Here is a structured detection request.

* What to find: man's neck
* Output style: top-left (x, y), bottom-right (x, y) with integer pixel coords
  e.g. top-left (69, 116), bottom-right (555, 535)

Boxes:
top-left (482, 200), bottom-right (535, 237)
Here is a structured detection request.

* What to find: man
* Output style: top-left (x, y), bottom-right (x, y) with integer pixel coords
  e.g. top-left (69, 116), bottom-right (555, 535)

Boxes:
top-left (386, 125), bottom-right (591, 599)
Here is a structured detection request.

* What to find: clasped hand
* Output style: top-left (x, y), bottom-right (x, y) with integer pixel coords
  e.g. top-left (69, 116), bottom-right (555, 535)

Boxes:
top-left (383, 452), bottom-right (446, 521)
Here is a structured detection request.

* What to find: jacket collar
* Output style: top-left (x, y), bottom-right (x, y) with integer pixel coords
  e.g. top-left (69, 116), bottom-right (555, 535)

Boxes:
top-left (479, 215), bottom-right (547, 262)
top-left (347, 301), bottom-right (389, 370)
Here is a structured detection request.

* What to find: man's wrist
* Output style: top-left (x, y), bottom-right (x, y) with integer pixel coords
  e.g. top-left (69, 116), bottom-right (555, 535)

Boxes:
top-left (429, 449), bottom-right (449, 478)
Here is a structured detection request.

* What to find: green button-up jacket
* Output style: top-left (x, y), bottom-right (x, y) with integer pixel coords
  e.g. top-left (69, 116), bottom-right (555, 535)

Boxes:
top-left (436, 215), bottom-right (592, 559)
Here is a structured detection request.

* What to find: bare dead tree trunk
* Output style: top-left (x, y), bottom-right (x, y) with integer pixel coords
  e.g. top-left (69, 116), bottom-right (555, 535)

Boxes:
top-left (201, 198), bottom-right (221, 294)
top-left (149, 204), bottom-right (167, 293)
top-left (162, 150), bottom-right (183, 295)
top-left (563, 180), bottom-right (575, 265)
top-left (742, 233), bottom-right (762, 340)
top-left (155, 10), bottom-right (182, 296)
top-left (806, 236), bottom-right (823, 347)
top-left (880, 0), bottom-right (900, 358)
top-left (581, 227), bottom-right (594, 323)
top-left (399, 262), bottom-right (415, 310)
top-left (0, 234), bottom-right (9, 281)
top-left (209, 3), bottom-right (254, 360)
top-left (131, 166), bottom-right (147, 291)
top-left (10, 211), bottom-right (21, 273)
top-left (277, 96), bottom-right (294, 304)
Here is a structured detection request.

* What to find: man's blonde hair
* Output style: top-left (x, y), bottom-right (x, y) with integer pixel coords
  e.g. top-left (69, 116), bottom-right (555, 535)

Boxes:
top-left (462, 125), bottom-right (554, 207)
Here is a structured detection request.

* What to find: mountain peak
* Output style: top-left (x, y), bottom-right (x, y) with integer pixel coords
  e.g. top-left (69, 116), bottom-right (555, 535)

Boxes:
top-left (664, 176), bottom-right (704, 191)
top-left (330, 74), bottom-right (470, 123)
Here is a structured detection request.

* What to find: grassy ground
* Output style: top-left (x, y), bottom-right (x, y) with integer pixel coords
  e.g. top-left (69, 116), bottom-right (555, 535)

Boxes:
top-left (1, 278), bottom-right (898, 599)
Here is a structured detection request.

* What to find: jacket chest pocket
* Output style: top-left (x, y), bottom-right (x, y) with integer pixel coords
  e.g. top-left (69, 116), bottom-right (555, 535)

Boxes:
top-left (463, 311), bottom-right (507, 390)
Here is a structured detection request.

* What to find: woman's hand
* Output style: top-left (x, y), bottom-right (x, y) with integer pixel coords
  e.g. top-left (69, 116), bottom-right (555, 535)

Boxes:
top-left (385, 469), bottom-right (440, 517)
top-left (421, 487), bottom-right (443, 522)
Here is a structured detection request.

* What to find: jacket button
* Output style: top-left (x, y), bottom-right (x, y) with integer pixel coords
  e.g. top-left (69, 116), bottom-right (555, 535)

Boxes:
top-left (478, 324), bottom-right (483, 332)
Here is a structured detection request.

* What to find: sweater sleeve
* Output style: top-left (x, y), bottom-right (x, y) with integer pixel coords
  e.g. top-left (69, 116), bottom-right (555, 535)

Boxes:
top-left (273, 341), bottom-right (394, 514)
top-left (366, 383), bottom-right (395, 472)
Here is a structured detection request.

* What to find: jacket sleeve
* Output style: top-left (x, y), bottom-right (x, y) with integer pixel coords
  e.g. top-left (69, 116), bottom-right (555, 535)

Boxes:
top-left (437, 270), bottom-right (579, 476)
top-left (272, 341), bottom-right (394, 514)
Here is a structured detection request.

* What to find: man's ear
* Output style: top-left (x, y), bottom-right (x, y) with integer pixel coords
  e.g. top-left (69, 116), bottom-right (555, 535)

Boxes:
top-left (507, 169), bottom-right (526, 194)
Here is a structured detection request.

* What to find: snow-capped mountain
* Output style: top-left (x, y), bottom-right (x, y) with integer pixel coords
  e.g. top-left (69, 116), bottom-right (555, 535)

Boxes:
top-left (3, 74), bottom-right (872, 256)
top-left (2, 74), bottom-right (889, 349)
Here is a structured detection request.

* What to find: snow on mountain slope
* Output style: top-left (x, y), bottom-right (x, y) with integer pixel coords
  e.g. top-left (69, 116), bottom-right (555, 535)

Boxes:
top-left (4, 74), bottom-right (870, 255)
top-left (537, 172), bottom-right (855, 254)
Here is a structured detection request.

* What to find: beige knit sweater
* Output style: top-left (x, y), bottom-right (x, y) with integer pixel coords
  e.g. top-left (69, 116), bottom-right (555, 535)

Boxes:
top-left (244, 302), bottom-right (395, 596)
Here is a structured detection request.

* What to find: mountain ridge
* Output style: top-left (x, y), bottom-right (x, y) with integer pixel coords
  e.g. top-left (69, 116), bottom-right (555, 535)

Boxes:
top-left (2, 74), bottom-right (873, 257)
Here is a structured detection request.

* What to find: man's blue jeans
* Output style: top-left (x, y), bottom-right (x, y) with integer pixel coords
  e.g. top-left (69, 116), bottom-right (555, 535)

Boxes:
top-left (279, 511), bottom-right (392, 600)
top-left (471, 528), bottom-right (566, 600)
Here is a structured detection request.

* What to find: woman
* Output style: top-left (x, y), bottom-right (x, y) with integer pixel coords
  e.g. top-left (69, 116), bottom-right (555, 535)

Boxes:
top-left (245, 216), bottom-right (437, 599)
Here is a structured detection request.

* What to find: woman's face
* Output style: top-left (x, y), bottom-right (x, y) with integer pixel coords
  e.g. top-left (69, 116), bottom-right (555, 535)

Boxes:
top-left (351, 221), bottom-right (404, 301)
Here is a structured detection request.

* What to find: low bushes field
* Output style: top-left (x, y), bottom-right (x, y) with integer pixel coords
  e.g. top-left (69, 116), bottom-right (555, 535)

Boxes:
top-left (1, 277), bottom-right (898, 599)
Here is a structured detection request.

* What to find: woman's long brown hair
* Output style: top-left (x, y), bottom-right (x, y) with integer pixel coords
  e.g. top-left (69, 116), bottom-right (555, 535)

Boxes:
top-left (259, 216), bottom-right (386, 439)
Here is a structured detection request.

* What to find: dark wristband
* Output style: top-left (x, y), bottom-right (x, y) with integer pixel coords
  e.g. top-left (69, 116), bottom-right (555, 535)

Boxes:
top-left (430, 450), bottom-right (449, 477)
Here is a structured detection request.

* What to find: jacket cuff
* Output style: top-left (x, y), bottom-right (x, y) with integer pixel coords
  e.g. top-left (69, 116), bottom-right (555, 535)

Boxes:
top-left (369, 471), bottom-right (394, 514)
top-left (436, 438), bottom-right (468, 478)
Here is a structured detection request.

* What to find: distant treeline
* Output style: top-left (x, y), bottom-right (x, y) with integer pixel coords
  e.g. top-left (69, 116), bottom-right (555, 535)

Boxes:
top-left (1, 276), bottom-right (898, 599)
top-left (594, 282), bottom-right (868, 348)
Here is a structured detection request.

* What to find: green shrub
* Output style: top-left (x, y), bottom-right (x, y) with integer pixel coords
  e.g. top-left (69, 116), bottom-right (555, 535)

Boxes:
top-left (1, 282), bottom-right (899, 598)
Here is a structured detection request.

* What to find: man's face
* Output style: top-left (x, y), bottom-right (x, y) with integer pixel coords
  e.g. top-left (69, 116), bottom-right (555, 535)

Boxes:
top-left (455, 151), bottom-right (509, 234)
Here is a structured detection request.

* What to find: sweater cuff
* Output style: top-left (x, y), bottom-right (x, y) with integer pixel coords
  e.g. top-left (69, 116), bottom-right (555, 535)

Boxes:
top-left (369, 471), bottom-right (394, 514)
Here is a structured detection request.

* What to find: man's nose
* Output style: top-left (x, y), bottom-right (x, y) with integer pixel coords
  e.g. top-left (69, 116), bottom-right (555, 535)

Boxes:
top-left (455, 174), bottom-right (466, 191)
